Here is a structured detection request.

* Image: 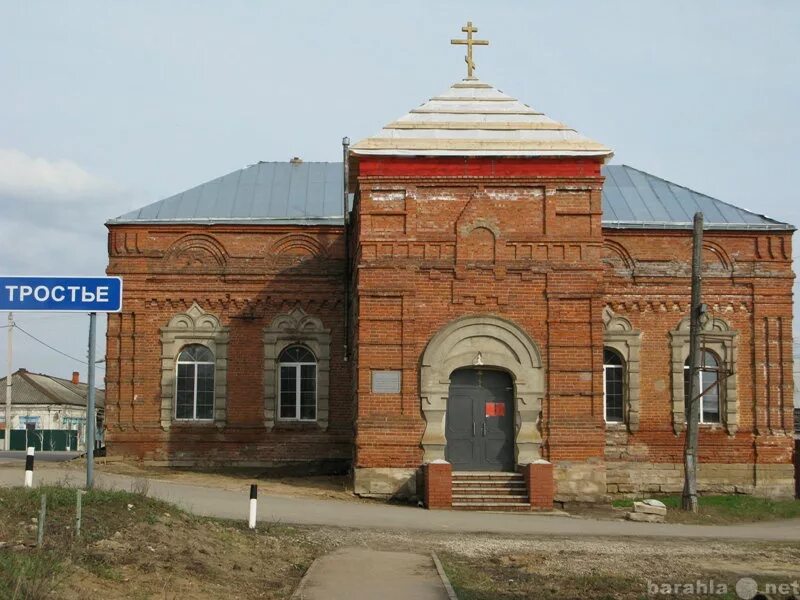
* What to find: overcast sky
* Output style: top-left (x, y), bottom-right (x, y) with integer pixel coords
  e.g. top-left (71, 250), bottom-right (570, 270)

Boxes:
top-left (1, 0), bottom-right (798, 383)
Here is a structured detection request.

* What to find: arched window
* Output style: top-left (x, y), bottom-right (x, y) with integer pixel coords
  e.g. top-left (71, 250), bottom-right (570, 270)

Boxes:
top-left (684, 350), bottom-right (721, 424)
top-left (603, 348), bottom-right (625, 423)
top-left (278, 345), bottom-right (317, 421)
top-left (175, 344), bottom-right (215, 420)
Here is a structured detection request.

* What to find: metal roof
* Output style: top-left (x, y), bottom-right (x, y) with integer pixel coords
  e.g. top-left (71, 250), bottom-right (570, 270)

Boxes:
top-left (109, 162), bottom-right (793, 231)
top-left (350, 79), bottom-right (613, 158)
top-left (110, 161), bottom-right (346, 226)
top-left (0, 369), bottom-right (105, 408)
top-left (602, 165), bottom-right (793, 231)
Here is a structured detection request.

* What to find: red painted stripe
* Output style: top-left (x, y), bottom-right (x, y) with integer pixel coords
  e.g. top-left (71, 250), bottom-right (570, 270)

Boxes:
top-left (357, 156), bottom-right (603, 178)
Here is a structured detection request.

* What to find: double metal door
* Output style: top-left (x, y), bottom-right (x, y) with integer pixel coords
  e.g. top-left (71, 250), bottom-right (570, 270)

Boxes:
top-left (445, 368), bottom-right (514, 471)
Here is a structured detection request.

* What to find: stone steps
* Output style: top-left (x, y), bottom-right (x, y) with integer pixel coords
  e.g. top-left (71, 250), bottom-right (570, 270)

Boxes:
top-left (453, 472), bottom-right (522, 479)
top-left (452, 495), bottom-right (528, 501)
top-left (451, 472), bottom-right (530, 511)
top-left (452, 502), bottom-right (532, 511)
top-left (453, 489), bottom-right (525, 496)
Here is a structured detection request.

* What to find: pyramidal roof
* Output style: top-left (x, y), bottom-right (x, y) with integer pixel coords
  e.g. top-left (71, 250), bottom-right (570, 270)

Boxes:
top-left (350, 78), bottom-right (613, 158)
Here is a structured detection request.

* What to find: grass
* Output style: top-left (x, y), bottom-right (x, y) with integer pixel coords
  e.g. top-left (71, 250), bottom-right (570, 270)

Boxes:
top-left (0, 485), bottom-right (173, 539)
top-left (611, 494), bottom-right (800, 524)
top-left (440, 552), bottom-right (648, 600)
top-left (0, 486), bottom-right (182, 599)
top-left (0, 485), bottom-right (325, 599)
top-left (439, 549), bottom-right (800, 600)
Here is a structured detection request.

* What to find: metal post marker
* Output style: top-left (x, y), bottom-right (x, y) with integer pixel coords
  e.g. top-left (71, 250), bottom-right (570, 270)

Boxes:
top-left (24, 446), bottom-right (34, 487)
top-left (86, 312), bottom-right (97, 489)
top-left (248, 484), bottom-right (258, 529)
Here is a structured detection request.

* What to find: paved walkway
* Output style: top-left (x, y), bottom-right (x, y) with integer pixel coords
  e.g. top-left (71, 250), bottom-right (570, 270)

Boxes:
top-left (293, 547), bottom-right (450, 600)
top-left (1, 465), bottom-right (799, 541)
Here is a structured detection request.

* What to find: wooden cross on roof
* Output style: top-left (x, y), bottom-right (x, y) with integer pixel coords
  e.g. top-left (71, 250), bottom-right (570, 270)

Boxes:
top-left (451, 21), bottom-right (489, 80)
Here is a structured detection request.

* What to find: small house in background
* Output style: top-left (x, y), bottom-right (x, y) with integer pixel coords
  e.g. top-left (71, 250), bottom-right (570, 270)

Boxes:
top-left (0, 368), bottom-right (104, 451)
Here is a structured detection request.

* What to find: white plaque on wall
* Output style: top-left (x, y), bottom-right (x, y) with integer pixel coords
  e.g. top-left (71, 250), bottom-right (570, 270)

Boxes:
top-left (371, 370), bottom-right (401, 394)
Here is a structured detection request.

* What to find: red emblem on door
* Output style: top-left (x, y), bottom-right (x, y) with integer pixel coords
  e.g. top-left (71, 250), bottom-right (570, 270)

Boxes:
top-left (485, 402), bottom-right (506, 417)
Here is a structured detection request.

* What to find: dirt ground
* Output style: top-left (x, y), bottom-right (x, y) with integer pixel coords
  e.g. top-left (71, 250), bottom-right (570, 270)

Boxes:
top-left (431, 535), bottom-right (800, 599)
top-left (61, 458), bottom-right (363, 502)
top-left (58, 519), bottom-right (324, 600)
top-left (47, 525), bottom-right (800, 599)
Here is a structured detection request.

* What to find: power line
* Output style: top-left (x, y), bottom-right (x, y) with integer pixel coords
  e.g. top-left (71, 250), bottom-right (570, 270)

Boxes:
top-left (11, 324), bottom-right (105, 371)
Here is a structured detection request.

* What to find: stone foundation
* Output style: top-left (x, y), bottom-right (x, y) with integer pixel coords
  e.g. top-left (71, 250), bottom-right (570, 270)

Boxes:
top-left (606, 462), bottom-right (795, 499)
top-left (354, 467), bottom-right (418, 499)
top-left (553, 459), bottom-right (608, 503)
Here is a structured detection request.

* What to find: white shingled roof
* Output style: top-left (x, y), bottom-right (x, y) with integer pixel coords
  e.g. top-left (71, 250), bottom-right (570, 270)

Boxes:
top-left (350, 79), bottom-right (613, 158)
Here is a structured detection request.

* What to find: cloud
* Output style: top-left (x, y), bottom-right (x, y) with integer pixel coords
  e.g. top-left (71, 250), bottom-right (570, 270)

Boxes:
top-left (0, 149), bottom-right (130, 379)
top-left (0, 148), bottom-right (121, 202)
top-left (0, 149), bottom-right (133, 275)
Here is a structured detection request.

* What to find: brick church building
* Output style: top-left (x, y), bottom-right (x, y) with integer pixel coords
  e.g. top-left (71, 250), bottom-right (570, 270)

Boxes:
top-left (105, 43), bottom-right (795, 506)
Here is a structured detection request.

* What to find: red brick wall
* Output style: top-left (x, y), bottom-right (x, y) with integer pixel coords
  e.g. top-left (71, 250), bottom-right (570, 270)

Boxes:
top-left (351, 155), bottom-right (794, 478)
top-left (352, 156), bottom-right (609, 469)
top-left (603, 229), bottom-right (795, 468)
top-left (106, 158), bottom-right (795, 482)
top-left (105, 224), bottom-right (352, 466)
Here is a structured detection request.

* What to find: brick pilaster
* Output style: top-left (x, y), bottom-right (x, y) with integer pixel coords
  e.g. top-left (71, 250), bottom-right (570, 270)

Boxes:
top-left (522, 460), bottom-right (554, 510)
top-left (424, 461), bottom-right (452, 509)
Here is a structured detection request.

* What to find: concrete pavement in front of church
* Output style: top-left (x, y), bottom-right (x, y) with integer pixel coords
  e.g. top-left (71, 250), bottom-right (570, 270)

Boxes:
top-left (1, 465), bottom-right (799, 542)
top-left (291, 547), bottom-right (451, 600)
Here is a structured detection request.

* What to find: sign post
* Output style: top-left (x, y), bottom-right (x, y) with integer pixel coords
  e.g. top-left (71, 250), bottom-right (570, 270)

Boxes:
top-left (86, 312), bottom-right (97, 489)
top-left (0, 276), bottom-right (122, 489)
top-left (5, 312), bottom-right (12, 451)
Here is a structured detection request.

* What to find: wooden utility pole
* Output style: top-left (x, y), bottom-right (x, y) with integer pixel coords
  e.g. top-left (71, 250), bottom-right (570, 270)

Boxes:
top-left (682, 212), bottom-right (704, 512)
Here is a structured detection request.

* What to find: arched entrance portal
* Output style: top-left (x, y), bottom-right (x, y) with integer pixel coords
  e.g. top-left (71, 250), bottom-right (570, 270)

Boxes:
top-left (446, 368), bottom-right (515, 471)
top-left (420, 315), bottom-right (545, 467)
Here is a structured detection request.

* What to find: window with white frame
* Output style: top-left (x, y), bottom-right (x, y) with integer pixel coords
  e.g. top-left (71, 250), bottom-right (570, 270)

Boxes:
top-left (160, 304), bottom-right (229, 429)
top-left (175, 344), bottom-right (215, 420)
top-left (603, 348), bottom-right (625, 423)
top-left (669, 316), bottom-right (738, 434)
top-left (602, 307), bottom-right (642, 432)
top-left (683, 350), bottom-right (721, 424)
top-left (278, 345), bottom-right (317, 421)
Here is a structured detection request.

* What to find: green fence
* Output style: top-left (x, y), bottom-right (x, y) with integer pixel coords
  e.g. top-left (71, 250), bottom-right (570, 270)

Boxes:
top-left (0, 429), bottom-right (79, 451)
